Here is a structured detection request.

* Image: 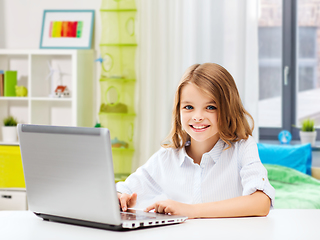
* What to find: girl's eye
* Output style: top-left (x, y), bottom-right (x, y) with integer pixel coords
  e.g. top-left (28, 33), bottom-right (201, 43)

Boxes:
top-left (207, 105), bottom-right (217, 110)
top-left (184, 105), bottom-right (193, 110)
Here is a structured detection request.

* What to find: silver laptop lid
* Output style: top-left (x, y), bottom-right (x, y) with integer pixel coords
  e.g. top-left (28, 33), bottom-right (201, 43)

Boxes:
top-left (18, 124), bottom-right (121, 225)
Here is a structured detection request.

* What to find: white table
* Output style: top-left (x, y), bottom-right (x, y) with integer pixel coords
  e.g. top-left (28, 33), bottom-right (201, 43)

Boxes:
top-left (0, 209), bottom-right (319, 240)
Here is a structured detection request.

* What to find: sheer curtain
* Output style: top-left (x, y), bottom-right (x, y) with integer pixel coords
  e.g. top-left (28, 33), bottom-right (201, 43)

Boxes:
top-left (133, 0), bottom-right (259, 169)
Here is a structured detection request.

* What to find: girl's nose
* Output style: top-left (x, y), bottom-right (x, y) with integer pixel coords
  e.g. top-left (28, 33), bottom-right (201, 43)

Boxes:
top-left (193, 117), bottom-right (203, 122)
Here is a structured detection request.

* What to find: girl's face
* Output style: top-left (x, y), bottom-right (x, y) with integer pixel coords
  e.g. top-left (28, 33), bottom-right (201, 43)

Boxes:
top-left (180, 83), bottom-right (219, 145)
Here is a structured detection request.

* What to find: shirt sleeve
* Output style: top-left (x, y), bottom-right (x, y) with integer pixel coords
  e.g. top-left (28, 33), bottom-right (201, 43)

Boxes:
top-left (239, 137), bottom-right (275, 207)
top-left (116, 148), bottom-right (167, 205)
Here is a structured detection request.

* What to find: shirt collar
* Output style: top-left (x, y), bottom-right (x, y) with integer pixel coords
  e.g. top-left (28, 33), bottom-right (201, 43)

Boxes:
top-left (178, 138), bottom-right (226, 167)
top-left (178, 146), bottom-right (189, 167)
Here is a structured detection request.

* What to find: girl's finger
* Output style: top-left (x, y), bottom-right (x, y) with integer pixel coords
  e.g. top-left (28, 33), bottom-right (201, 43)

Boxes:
top-left (157, 203), bottom-right (165, 213)
top-left (164, 205), bottom-right (172, 214)
top-left (154, 203), bottom-right (159, 213)
top-left (128, 193), bottom-right (137, 207)
top-left (120, 194), bottom-right (128, 211)
top-left (145, 203), bottom-right (156, 212)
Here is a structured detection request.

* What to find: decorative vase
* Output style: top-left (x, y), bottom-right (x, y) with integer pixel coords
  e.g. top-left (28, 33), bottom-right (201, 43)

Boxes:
top-left (2, 126), bottom-right (17, 143)
top-left (299, 131), bottom-right (317, 146)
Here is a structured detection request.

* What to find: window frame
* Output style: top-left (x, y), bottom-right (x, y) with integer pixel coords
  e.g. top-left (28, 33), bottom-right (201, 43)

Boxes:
top-left (259, 0), bottom-right (320, 141)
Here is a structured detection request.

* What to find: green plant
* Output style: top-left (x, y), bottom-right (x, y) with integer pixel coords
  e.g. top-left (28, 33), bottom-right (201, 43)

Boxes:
top-left (301, 118), bottom-right (315, 132)
top-left (3, 116), bottom-right (18, 126)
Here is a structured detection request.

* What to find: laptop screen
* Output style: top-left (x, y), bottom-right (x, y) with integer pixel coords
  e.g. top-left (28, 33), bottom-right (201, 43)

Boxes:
top-left (18, 124), bottom-right (121, 225)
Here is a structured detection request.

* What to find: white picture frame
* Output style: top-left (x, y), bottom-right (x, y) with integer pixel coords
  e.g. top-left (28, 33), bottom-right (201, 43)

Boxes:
top-left (40, 10), bottom-right (94, 49)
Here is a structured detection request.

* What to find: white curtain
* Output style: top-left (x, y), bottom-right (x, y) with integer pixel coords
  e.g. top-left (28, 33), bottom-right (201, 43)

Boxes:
top-left (133, 0), bottom-right (259, 169)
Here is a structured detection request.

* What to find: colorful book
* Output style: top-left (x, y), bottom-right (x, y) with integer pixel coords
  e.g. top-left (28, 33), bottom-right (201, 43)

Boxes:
top-left (0, 70), bottom-right (4, 96)
top-left (4, 71), bottom-right (17, 97)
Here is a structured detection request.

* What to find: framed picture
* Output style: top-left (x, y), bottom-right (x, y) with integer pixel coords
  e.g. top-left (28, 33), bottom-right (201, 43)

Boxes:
top-left (40, 10), bottom-right (94, 49)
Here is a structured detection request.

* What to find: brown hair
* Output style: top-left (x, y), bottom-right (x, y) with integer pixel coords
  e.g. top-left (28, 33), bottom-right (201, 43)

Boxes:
top-left (162, 63), bottom-right (254, 149)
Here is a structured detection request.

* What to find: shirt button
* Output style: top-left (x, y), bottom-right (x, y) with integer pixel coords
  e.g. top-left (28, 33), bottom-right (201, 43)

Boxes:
top-left (262, 178), bottom-right (265, 181)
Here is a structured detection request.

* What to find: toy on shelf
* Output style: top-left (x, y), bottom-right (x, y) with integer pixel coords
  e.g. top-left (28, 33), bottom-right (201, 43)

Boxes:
top-left (54, 85), bottom-right (70, 98)
top-left (46, 61), bottom-right (70, 98)
top-left (15, 86), bottom-right (28, 97)
top-left (100, 102), bottom-right (128, 113)
top-left (111, 137), bottom-right (128, 148)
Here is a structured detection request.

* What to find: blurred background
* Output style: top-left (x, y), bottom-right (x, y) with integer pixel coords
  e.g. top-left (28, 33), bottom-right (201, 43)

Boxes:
top-left (0, 0), bottom-right (319, 169)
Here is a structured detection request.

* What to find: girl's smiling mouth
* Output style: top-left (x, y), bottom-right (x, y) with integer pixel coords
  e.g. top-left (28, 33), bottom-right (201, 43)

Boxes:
top-left (190, 125), bottom-right (210, 131)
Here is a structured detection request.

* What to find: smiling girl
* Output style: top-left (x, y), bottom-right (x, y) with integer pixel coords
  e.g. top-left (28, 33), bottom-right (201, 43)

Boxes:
top-left (116, 63), bottom-right (275, 218)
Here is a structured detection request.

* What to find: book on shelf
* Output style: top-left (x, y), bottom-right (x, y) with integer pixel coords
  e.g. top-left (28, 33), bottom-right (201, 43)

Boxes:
top-left (0, 70), bottom-right (4, 96)
top-left (4, 71), bottom-right (17, 97)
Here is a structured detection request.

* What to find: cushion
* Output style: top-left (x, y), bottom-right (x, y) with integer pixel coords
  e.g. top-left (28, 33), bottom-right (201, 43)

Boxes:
top-left (257, 143), bottom-right (312, 175)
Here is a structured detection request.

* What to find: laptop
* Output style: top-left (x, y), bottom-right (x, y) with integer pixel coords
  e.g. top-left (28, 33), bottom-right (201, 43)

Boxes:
top-left (17, 124), bottom-right (187, 230)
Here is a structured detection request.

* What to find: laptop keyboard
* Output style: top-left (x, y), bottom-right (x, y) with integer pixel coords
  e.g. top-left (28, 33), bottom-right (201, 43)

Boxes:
top-left (120, 211), bottom-right (156, 221)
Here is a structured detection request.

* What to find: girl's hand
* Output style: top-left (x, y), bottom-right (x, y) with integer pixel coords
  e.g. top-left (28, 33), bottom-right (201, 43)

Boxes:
top-left (145, 200), bottom-right (196, 218)
top-left (117, 192), bottom-right (137, 211)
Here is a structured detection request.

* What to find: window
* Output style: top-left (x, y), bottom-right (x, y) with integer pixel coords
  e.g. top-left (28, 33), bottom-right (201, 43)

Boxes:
top-left (258, 0), bottom-right (320, 140)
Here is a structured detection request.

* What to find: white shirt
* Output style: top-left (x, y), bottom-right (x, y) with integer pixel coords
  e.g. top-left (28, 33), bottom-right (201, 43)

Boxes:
top-left (116, 136), bottom-right (275, 208)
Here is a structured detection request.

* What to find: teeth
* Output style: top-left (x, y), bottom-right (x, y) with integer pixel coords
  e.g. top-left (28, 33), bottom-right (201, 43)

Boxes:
top-left (192, 125), bottom-right (208, 129)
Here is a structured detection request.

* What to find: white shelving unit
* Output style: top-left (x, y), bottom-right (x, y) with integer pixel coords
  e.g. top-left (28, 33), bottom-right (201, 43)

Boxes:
top-left (0, 49), bottom-right (95, 144)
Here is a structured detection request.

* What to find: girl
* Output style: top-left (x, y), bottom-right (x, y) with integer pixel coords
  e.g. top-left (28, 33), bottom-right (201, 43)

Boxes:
top-left (117, 63), bottom-right (275, 218)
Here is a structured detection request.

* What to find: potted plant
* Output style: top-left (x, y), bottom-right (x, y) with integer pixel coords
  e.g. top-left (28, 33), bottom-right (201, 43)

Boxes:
top-left (299, 118), bottom-right (317, 146)
top-left (2, 116), bottom-right (18, 143)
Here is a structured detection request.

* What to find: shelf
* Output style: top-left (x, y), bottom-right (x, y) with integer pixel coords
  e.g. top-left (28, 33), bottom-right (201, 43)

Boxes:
top-left (0, 49), bottom-right (95, 142)
top-left (100, 78), bottom-right (136, 82)
top-left (0, 97), bottom-right (28, 101)
top-left (0, 49), bottom-right (91, 55)
top-left (0, 187), bottom-right (25, 191)
top-left (31, 100), bottom-right (72, 126)
top-left (99, 1), bottom-right (137, 175)
top-left (31, 97), bottom-right (72, 102)
top-left (0, 142), bottom-right (19, 146)
top-left (0, 100), bottom-right (28, 125)
top-left (0, 97), bottom-right (72, 102)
